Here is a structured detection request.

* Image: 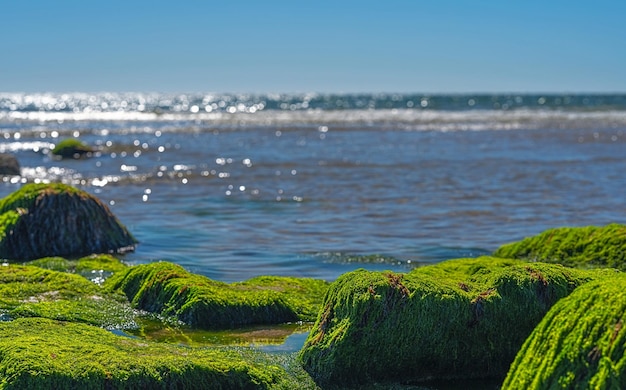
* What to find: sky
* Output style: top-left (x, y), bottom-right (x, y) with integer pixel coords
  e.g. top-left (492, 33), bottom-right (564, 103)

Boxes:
top-left (1, 1), bottom-right (625, 94)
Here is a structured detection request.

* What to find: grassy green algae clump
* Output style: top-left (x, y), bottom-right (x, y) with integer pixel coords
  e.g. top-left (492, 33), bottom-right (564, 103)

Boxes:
top-left (0, 183), bottom-right (137, 260)
top-left (0, 317), bottom-right (311, 389)
top-left (51, 138), bottom-right (94, 159)
top-left (503, 274), bottom-right (626, 389)
top-left (0, 263), bottom-right (133, 328)
top-left (25, 254), bottom-right (127, 284)
top-left (106, 261), bottom-right (329, 328)
top-left (298, 256), bottom-right (611, 387)
top-left (0, 263), bottom-right (135, 329)
top-left (494, 223), bottom-right (626, 270)
top-left (0, 261), bottom-right (320, 388)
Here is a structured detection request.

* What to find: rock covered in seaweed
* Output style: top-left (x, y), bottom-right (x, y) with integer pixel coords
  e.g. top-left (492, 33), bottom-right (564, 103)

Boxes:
top-left (51, 138), bottom-right (94, 159)
top-left (298, 257), bottom-right (608, 387)
top-left (0, 183), bottom-right (136, 260)
top-left (25, 254), bottom-right (127, 285)
top-left (0, 317), bottom-right (310, 389)
top-left (0, 154), bottom-right (20, 176)
top-left (502, 274), bottom-right (626, 389)
top-left (0, 263), bottom-right (135, 328)
top-left (105, 261), bottom-right (329, 328)
top-left (494, 224), bottom-right (626, 270)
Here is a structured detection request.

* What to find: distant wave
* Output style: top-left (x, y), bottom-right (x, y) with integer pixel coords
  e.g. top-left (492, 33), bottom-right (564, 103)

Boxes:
top-left (2, 92), bottom-right (626, 132)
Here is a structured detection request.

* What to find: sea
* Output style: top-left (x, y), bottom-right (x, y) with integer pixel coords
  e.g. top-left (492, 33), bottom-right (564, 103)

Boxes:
top-left (1, 92), bottom-right (626, 283)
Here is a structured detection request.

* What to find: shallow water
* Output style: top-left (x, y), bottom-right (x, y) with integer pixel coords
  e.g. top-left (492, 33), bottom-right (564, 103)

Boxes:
top-left (3, 92), bottom-right (624, 389)
top-left (2, 93), bottom-right (626, 283)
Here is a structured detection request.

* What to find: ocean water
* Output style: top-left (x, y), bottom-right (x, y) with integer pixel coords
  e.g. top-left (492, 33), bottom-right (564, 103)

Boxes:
top-left (1, 92), bottom-right (626, 283)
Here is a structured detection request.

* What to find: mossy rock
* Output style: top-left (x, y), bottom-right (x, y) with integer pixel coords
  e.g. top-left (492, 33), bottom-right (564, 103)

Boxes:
top-left (0, 183), bottom-right (137, 260)
top-left (298, 256), bottom-right (611, 387)
top-left (105, 261), bottom-right (329, 328)
top-left (502, 274), bottom-right (626, 389)
top-left (25, 254), bottom-right (127, 284)
top-left (494, 224), bottom-right (626, 270)
top-left (0, 317), bottom-right (311, 389)
top-left (51, 138), bottom-right (94, 159)
top-left (0, 264), bottom-right (135, 328)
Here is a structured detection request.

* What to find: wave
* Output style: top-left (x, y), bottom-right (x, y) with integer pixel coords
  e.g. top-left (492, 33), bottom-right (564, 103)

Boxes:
top-left (2, 108), bottom-right (626, 132)
top-left (2, 92), bottom-right (626, 132)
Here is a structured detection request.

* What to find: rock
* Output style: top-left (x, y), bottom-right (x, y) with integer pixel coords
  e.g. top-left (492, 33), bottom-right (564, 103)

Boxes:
top-left (0, 264), bottom-right (135, 328)
top-left (25, 254), bottom-right (127, 274)
top-left (502, 274), bottom-right (626, 389)
top-left (51, 138), bottom-right (94, 159)
top-left (0, 261), bottom-right (319, 388)
top-left (0, 183), bottom-right (137, 260)
top-left (298, 257), bottom-right (610, 387)
top-left (0, 154), bottom-right (20, 176)
top-left (0, 317), bottom-right (309, 389)
top-left (494, 224), bottom-right (626, 270)
top-left (105, 261), bottom-right (329, 328)
top-left (24, 254), bottom-right (127, 284)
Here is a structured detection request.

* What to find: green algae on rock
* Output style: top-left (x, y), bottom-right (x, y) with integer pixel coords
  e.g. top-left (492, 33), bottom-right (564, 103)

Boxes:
top-left (298, 257), bottom-right (608, 387)
top-left (502, 274), bottom-right (626, 389)
top-left (0, 264), bottom-right (136, 329)
top-left (25, 254), bottom-right (127, 284)
top-left (105, 261), bottom-right (329, 328)
top-left (0, 317), bottom-right (313, 389)
top-left (494, 224), bottom-right (626, 270)
top-left (51, 138), bottom-right (94, 159)
top-left (0, 183), bottom-right (137, 260)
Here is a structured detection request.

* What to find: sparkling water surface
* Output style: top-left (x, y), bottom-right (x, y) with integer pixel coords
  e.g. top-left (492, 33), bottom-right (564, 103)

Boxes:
top-left (2, 93), bottom-right (626, 282)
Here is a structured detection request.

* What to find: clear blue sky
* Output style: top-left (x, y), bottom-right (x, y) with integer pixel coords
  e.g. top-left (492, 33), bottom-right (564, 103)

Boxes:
top-left (2, 1), bottom-right (625, 94)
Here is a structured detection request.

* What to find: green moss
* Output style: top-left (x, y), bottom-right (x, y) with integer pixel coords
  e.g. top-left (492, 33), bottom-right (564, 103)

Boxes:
top-left (0, 264), bottom-right (136, 329)
top-left (25, 254), bottom-right (127, 284)
top-left (0, 183), bottom-right (137, 260)
top-left (0, 317), bottom-right (314, 389)
top-left (23, 257), bottom-right (72, 272)
top-left (494, 224), bottom-right (626, 270)
top-left (76, 254), bottom-right (127, 273)
top-left (51, 138), bottom-right (94, 159)
top-left (0, 211), bottom-right (19, 242)
top-left (105, 261), bottom-right (329, 328)
top-left (298, 256), bottom-right (610, 387)
top-left (502, 274), bottom-right (626, 389)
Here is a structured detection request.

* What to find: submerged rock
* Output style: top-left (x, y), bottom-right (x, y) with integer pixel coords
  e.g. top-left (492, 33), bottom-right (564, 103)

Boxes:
top-left (0, 317), bottom-right (311, 389)
top-left (298, 257), bottom-right (610, 387)
top-left (494, 224), bottom-right (626, 270)
top-left (502, 274), bottom-right (626, 389)
top-left (0, 183), bottom-right (136, 260)
top-left (105, 261), bottom-right (329, 328)
top-left (51, 138), bottom-right (94, 159)
top-left (0, 154), bottom-right (20, 176)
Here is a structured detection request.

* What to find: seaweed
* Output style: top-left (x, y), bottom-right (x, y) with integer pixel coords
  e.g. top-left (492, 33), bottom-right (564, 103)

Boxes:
top-left (494, 224), bottom-right (626, 270)
top-left (502, 274), bottom-right (626, 389)
top-left (298, 256), bottom-right (610, 387)
top-left (0, 317), bottom-right (314, 389)
top-left (25, 254), bottom-right (128, 285)
top-left (0, 183), bottom-right (137, 260)
top-left (105, 261), bottom-right (329, 328)
top-left (51, 138), bottom-right (94, 159)
top-left (0, 264), bottom-right (135, 329)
